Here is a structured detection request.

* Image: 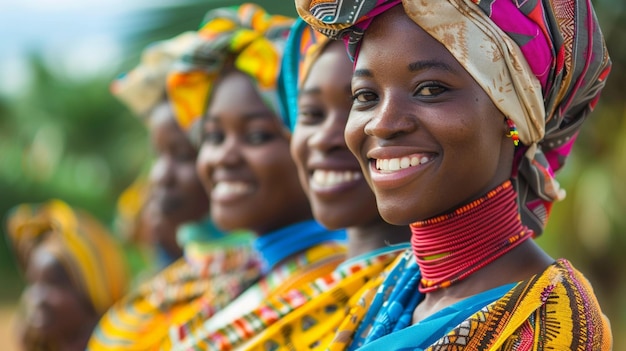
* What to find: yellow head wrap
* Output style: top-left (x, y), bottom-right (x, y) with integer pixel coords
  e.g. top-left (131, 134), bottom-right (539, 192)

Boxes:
top-left (167, 3), bottom-right (294, 136)
top-left (111, 31), bottom-right (201, 118)
top-left (6, 200), bottom-right (129, 315)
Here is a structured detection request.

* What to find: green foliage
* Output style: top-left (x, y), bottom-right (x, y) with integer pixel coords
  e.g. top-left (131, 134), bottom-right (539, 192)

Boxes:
top-left (0, 55), bottom-right (150, 297)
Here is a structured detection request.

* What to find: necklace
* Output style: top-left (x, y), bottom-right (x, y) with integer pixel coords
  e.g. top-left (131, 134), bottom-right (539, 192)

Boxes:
top-left (411, 180), bottom-right (532, 293)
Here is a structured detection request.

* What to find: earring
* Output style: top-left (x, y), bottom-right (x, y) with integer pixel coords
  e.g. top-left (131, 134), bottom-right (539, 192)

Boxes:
top-left (506, 119), bottom-right (520, 147)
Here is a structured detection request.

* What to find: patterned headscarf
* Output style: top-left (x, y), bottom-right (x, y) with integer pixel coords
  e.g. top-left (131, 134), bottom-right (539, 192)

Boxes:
top-left (279, 18), bottom-right (332, 132)
top-left (167, 3), bottom-right (294, 138)
top-left (111, 31), bottom-right (201, 118)
top-left (6, 200), bottom-right (129, 315)
top-left (296, 0), bottom-right (611, 234)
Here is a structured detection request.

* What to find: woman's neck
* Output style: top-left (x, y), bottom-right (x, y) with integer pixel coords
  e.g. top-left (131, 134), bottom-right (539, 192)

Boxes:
top-left (346, 219), bottom-right (411, 258)
top-left (410, 180), bottom-right (554, 323)
top-left (411, 181), bottom-right (533, 293)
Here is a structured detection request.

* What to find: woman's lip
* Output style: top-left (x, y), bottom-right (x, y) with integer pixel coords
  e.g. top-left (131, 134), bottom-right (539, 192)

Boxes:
top-left (367, 153), bottom-right (436, 190)
top-left (211, 180), bottom-right (255, 203)
top-left (308, 169), bottom-right (363, 195)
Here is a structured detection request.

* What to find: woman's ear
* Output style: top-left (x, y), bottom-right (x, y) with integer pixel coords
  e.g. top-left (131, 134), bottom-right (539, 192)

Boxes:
top-left (504, 118), bottom-right (520, 147)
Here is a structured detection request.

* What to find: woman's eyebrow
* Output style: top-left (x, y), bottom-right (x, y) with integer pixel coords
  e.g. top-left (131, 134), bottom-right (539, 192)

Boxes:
top-left (408, 60), bottom-right (456, 74)
top-left (353, 68), bottom-right (373, 78)
top-left (298, 87), bottom-right (322, 98)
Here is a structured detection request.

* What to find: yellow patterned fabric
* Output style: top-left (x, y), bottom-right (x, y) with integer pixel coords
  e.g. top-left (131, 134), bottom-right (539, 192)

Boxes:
top-left (478, 258), bottom-right (612, 350)
top-left (166, 3), bottom-right (293, 134)
top-left (87, 232), bottom-right (260, 351)
top-left (163, 242), bottom-right (348, 350)
top-left (6, 199), bottom-right (129, 316)
top-left (239, 248), bottom-right (406, 351)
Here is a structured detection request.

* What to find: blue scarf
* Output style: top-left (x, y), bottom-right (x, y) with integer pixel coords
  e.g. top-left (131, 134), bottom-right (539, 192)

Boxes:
top-left (253, 219), bottom-right (346, 273)
top-left (352, 251), bottom-right (514, 350)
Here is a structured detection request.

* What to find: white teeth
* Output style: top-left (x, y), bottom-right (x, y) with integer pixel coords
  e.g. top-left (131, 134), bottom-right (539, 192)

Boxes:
top-left (376, 155), bottom-right (431, 172)
top-left (400, 157), bottom-right (410, 169)
top-left (389, 158), bottom-right (400, 171)
top-left (213, 181), bottom-right (253, 197)
top-left (312, 170), bottom-right (362, 188)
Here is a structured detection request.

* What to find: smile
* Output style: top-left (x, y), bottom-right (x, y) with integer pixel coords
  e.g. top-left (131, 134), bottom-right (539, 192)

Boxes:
top-left (311, 169), bottom-right (362, 189)
top-left (212, 181), bottom-right (254, 200)
top-left (375, 155), bottom-right (432, 173)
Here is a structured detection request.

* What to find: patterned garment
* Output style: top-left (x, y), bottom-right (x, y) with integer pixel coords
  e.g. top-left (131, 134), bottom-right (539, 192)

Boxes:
top-left (240, 246), bottom-right (408, 351)
top-left (163, 241), bottom-right (348, 350)
top-left (295, 0), bottom-right (612, 236)
top-left (166, 3), bottom-right (294, 139)
top-left (87, 232), bottom-right (260, 351)
top-left (336, 252), bottom-right (611, 350)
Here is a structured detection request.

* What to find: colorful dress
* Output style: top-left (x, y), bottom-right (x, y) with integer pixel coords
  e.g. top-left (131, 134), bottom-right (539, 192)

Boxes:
top-left (163, 220), bottom-right (348, 350)
top-left (87, 221), bottom-right (260, 351)
top-left (328, 251), bottom-right (611, 350)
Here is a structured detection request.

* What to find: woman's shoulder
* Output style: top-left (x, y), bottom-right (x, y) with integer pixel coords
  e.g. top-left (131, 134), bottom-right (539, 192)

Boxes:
top-left (428, 258), bottom-right (612, 350)
top-left (497, 258), bottom-right (613, 350)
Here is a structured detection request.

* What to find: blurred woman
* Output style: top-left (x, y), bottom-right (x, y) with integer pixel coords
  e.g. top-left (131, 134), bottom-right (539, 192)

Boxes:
top-left (111, 31), bottom-right (214, 269)
top-left (88, 32), bottom-right (259, 351)
top-left (6, 200), bottom-right (128, 351)
top-left (158, 4), bottom-right (347, 350)
top-left (297, 0), bottom-right (613, 349)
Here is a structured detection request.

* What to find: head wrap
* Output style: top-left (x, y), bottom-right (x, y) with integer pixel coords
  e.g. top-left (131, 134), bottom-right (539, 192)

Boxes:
top-left (114, 174), bottom-right (149, 245)
top-left (6, 200), bottom-right (129, 315)
top-left (297, 0), bottom-right (611, 234)
top-left (167, 3), bottom-right (294, 137)
top-left (110, 31), bottom-right (201, 118)
top-left (279, 18), bottom-right (332, 131)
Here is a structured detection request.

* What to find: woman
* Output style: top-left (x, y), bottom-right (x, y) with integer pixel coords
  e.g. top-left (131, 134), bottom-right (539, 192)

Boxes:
top-left (160, 4), bottom-right (347, 349)
top-left (287, 20), bottom-right (410, 258)
top-left (6, 200), bottom-right (128, 351)
top-left (88, 31), bottom-right (259, 351)
top-left (297, 0), bottom-right (613, 349)
top-left (173, 19), bottom-right (412, 350)
top-left (111, 31), bottom-right (216, 269)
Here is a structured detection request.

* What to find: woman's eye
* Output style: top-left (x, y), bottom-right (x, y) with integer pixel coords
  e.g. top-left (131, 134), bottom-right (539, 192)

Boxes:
top-left (202, 130), bottom-right (224, 145)
top-left (247, 130), bottom-right (275, 145)
top-left (297, 108), bottom-right (325, 125)
top-left (175, 147), bottom-right (197, 162)
top-left (416, 83), bottom-right (446, 97)
top-left (352, 91), bottom-right (378, 103)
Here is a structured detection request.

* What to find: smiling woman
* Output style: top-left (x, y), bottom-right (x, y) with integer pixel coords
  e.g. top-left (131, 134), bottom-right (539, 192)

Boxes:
top-left (297, 0), bottom-right (613, 349)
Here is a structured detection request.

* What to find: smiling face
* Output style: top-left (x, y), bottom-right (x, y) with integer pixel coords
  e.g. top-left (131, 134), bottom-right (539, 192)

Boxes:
top-left (346, 6), bottom-right (514, 225)
top-left (21, 243), bottom-right (96, 340)
top-left (147, 101), bottom-right (209, 256)
top-left (196, 69), bottom-right (312, 234)
top-left (291, 40), bottom-right (380, 229)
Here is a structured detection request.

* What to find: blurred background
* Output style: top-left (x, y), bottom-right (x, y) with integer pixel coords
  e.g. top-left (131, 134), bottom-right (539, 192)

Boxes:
top-left (0, 0), bottom-right (624, 349)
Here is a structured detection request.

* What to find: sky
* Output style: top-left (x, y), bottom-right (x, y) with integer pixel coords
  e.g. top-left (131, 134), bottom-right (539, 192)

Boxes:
top-left (0, 0), bottom-right (165, 94)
